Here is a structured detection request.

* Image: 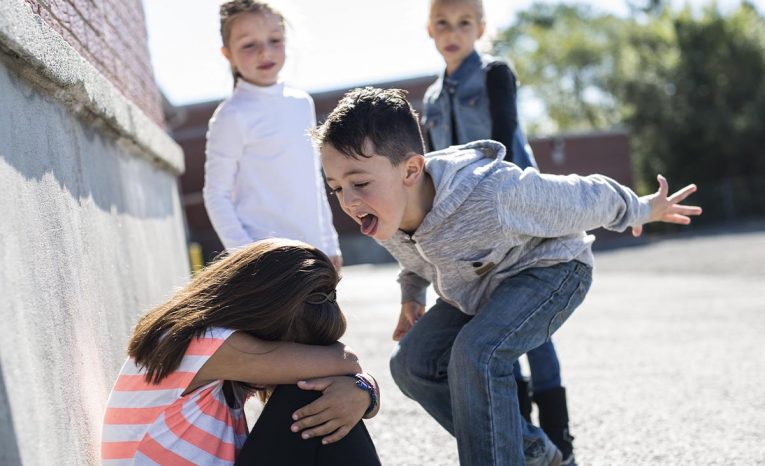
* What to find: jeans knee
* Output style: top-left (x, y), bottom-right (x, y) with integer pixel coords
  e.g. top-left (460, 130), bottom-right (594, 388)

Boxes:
top-left (389, 341), bottom-right (438, 393)
top-left (389, 344), bottom-right (411, 387)
top-left (451, 330), bottom-right (525, 377)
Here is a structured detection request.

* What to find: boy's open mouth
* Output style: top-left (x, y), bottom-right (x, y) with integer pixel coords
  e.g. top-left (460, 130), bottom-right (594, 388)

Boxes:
top-left (359, 213), bottom-right (379, 236)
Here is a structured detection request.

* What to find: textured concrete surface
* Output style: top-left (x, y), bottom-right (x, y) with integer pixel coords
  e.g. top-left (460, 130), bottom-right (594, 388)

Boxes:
top-left (332, 226), bottom-right (765, 465)
top-left (0, 0), bottom-right (183, 174)
top-left (0, 56), bottom-right (190, 465)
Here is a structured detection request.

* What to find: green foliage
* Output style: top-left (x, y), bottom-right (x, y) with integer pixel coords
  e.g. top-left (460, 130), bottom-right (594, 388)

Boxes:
top-left (494, 2), bottom-right (765, 221)
top-left (494, 4), bottom-right (627, 133)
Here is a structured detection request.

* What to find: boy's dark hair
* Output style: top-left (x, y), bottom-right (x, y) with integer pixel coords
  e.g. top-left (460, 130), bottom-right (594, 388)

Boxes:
top-left (313, 87), bottom-right (426, 165)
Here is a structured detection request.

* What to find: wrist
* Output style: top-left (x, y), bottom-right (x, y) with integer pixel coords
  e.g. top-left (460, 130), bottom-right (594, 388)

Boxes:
top-left (348, 373), bottom-right (378, 417)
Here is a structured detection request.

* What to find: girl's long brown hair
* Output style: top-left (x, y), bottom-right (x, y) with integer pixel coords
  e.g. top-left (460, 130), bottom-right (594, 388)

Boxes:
top-left (128, 238), bottom-right (345, 384)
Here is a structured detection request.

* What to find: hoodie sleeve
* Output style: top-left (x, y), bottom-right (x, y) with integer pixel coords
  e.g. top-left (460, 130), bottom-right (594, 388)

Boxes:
top-left (496, 168), bottom-right (652, 237)
top-left (398, 269), bottom-right (430, 306)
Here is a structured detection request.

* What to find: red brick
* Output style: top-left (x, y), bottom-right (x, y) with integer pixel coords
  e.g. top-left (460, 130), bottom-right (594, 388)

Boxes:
top-left (31, 0), bottom-right (165, 124)
top-left (25, 0), bottom-right (41, 15)
top-left (71, 0), bottom-right (91, 23)
top-left (67, 4), bottom-right (87, 46)
top-left (47, 0), bottom-right (70, 29)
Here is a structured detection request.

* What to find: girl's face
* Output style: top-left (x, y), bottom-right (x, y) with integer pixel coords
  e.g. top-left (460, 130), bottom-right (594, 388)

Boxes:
top-left (222, 12), bottom-right (285, 86)
top-left (428, 2), bottom-right (485, 74)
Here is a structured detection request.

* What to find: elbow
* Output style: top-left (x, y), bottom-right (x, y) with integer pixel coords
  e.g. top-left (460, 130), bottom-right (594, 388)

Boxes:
top-left (337, 342), bottom-right (363, 373)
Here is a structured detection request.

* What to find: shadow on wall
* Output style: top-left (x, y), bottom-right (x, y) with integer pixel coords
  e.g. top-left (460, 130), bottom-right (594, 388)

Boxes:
top-left (0, 366), bottom-right (21, 466)
top-left (0, 60), bottom-right (177, 220)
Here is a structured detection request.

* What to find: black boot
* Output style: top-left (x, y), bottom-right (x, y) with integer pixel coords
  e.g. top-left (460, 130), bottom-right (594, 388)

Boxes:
top-left (516, 377), bottom-right (532, 423)
top-left (534, 386), bottom-right (575, 465)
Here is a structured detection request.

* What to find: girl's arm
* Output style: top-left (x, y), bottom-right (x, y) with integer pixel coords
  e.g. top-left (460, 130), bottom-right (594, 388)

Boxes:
top-left (190, 332), bottom-right (362, 391)
top-left (486, 62), bottom-right (518, 159)
top-left (203, 106), bottom-right (252, 250)
top-left (486, 61), bottom-right (538, 170)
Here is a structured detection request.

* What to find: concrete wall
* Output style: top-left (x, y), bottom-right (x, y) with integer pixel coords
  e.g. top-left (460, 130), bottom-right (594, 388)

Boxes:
top-left (0, 1), bottom-right (189, 464)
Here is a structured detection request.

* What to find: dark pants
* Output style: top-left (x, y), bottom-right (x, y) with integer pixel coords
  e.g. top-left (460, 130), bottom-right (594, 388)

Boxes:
top-left (234, 385), bottom-right (381, 466)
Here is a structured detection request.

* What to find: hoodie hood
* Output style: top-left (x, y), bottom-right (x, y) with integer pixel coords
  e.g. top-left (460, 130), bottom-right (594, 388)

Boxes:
top-left (418, 140), bottom-right (507, 234)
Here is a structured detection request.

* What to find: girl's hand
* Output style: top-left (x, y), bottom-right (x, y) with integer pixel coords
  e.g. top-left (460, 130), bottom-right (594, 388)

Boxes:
top-left (393, 301), bottom-right (425, 341)
top-left (632, 174), bottom-right (702, 237)
top-left (290, 376), bottom-right (368, 444)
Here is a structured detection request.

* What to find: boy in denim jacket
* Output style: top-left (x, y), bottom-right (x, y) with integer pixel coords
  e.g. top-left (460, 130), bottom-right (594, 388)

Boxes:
top-left (423, 0), bottom-right (572, 461)
top-left (314, 87), bottom-right (701, 466)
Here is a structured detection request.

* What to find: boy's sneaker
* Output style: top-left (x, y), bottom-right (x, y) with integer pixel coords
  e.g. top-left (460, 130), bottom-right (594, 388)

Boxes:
top-left (524, 435), bottom-right (562, 466)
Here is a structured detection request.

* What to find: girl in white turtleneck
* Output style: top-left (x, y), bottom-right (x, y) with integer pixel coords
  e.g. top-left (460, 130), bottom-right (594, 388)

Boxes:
top-left (204, 1), bottom-right (341, 268)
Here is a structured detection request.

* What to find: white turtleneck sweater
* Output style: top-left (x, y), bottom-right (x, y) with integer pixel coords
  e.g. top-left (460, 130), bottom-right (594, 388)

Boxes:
top-left (203, 80), bottom-right (340, 257)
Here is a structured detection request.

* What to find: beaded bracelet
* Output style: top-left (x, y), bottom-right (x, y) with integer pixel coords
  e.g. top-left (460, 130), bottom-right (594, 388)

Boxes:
top-left (349, 373), bottom-right (377, 417)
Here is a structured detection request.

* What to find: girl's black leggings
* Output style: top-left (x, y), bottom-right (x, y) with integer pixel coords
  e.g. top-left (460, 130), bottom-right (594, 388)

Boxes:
top-left (234, 384), bottom-right (382, 466)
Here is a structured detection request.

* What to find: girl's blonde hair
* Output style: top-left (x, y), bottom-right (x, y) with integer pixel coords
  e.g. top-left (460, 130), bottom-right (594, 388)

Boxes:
top-left (128, 238), bottom-right (345, 384)
top-left (429, 0), bottom-right (485, 21)
top-left (219, 0), bottom-right (286, 85)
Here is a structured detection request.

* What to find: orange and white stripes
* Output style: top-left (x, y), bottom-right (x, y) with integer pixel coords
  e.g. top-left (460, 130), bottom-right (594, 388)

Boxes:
top-left (102, 327), bottom-right (248, 465)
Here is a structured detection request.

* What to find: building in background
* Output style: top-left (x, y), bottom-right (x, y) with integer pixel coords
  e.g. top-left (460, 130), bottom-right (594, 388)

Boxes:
top-left (170, 77), bottom-right (633, 265)
top-left (0, 1), bottom-right (188, 464)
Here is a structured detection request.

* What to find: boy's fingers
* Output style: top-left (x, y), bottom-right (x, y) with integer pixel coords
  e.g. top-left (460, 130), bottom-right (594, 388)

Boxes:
top-left (663, 213), bottom-right (692, 224)
top-left (392, 324), bottom-right (409, 341)
top-left (322, 426), bottom-right (352, 444)
top-left (673, 205), bottom-right (702, 216)
top-left (668, 184), bottom-right (697, 203)
top-left (631, 225), bottom-right (643, 237)
top-left (656, 174), bottom-right (668, 196)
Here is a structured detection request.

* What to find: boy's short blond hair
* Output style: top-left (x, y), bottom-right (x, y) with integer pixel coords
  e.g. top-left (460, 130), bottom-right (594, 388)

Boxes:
top-left (429, 0), bottom-right (485, 21)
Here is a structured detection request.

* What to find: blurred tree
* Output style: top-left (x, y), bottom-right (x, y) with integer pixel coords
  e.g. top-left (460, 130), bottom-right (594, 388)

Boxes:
top-left (494, 2), bottom-right (765, 221)
top-left (493, 3), bottom-right (628, 134)
top-left (626, 0), bottom-right (668, 14)
top-left (625, 4), bottom-right (765, 217)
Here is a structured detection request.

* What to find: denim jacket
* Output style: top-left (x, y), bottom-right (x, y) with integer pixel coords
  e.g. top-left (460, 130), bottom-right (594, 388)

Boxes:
top-left (422, 52), bottom-right (536, 169)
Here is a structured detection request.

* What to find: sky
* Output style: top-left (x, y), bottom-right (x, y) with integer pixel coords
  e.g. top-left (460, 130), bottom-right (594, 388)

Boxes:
top-left (143, 0), bottom-right (764, 106)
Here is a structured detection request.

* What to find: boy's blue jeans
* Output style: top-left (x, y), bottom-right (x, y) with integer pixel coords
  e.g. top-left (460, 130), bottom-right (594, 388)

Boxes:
top-left (390, 261), bottom-right (592, 466)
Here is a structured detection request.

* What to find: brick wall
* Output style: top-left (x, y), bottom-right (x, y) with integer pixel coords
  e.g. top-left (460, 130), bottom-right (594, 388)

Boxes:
top-left (23, 0), bottom-right (164, 125)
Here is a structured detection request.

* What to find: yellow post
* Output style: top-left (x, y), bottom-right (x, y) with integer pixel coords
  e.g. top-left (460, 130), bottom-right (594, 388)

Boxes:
top-left (188, 242), bottom-right (204, 274)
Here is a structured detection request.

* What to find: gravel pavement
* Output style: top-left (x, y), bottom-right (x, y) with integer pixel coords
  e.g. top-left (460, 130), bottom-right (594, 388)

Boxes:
top-left (333, 226), bottom-right (765, 466)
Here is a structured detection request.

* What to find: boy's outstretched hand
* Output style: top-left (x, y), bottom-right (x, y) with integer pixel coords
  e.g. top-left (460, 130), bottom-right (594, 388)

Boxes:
top-left (632, 174), bottom-right (702, 237)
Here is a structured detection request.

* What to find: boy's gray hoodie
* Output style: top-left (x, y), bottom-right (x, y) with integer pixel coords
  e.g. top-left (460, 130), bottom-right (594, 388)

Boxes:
top-left (380, 139), bottom-right (652, 315)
